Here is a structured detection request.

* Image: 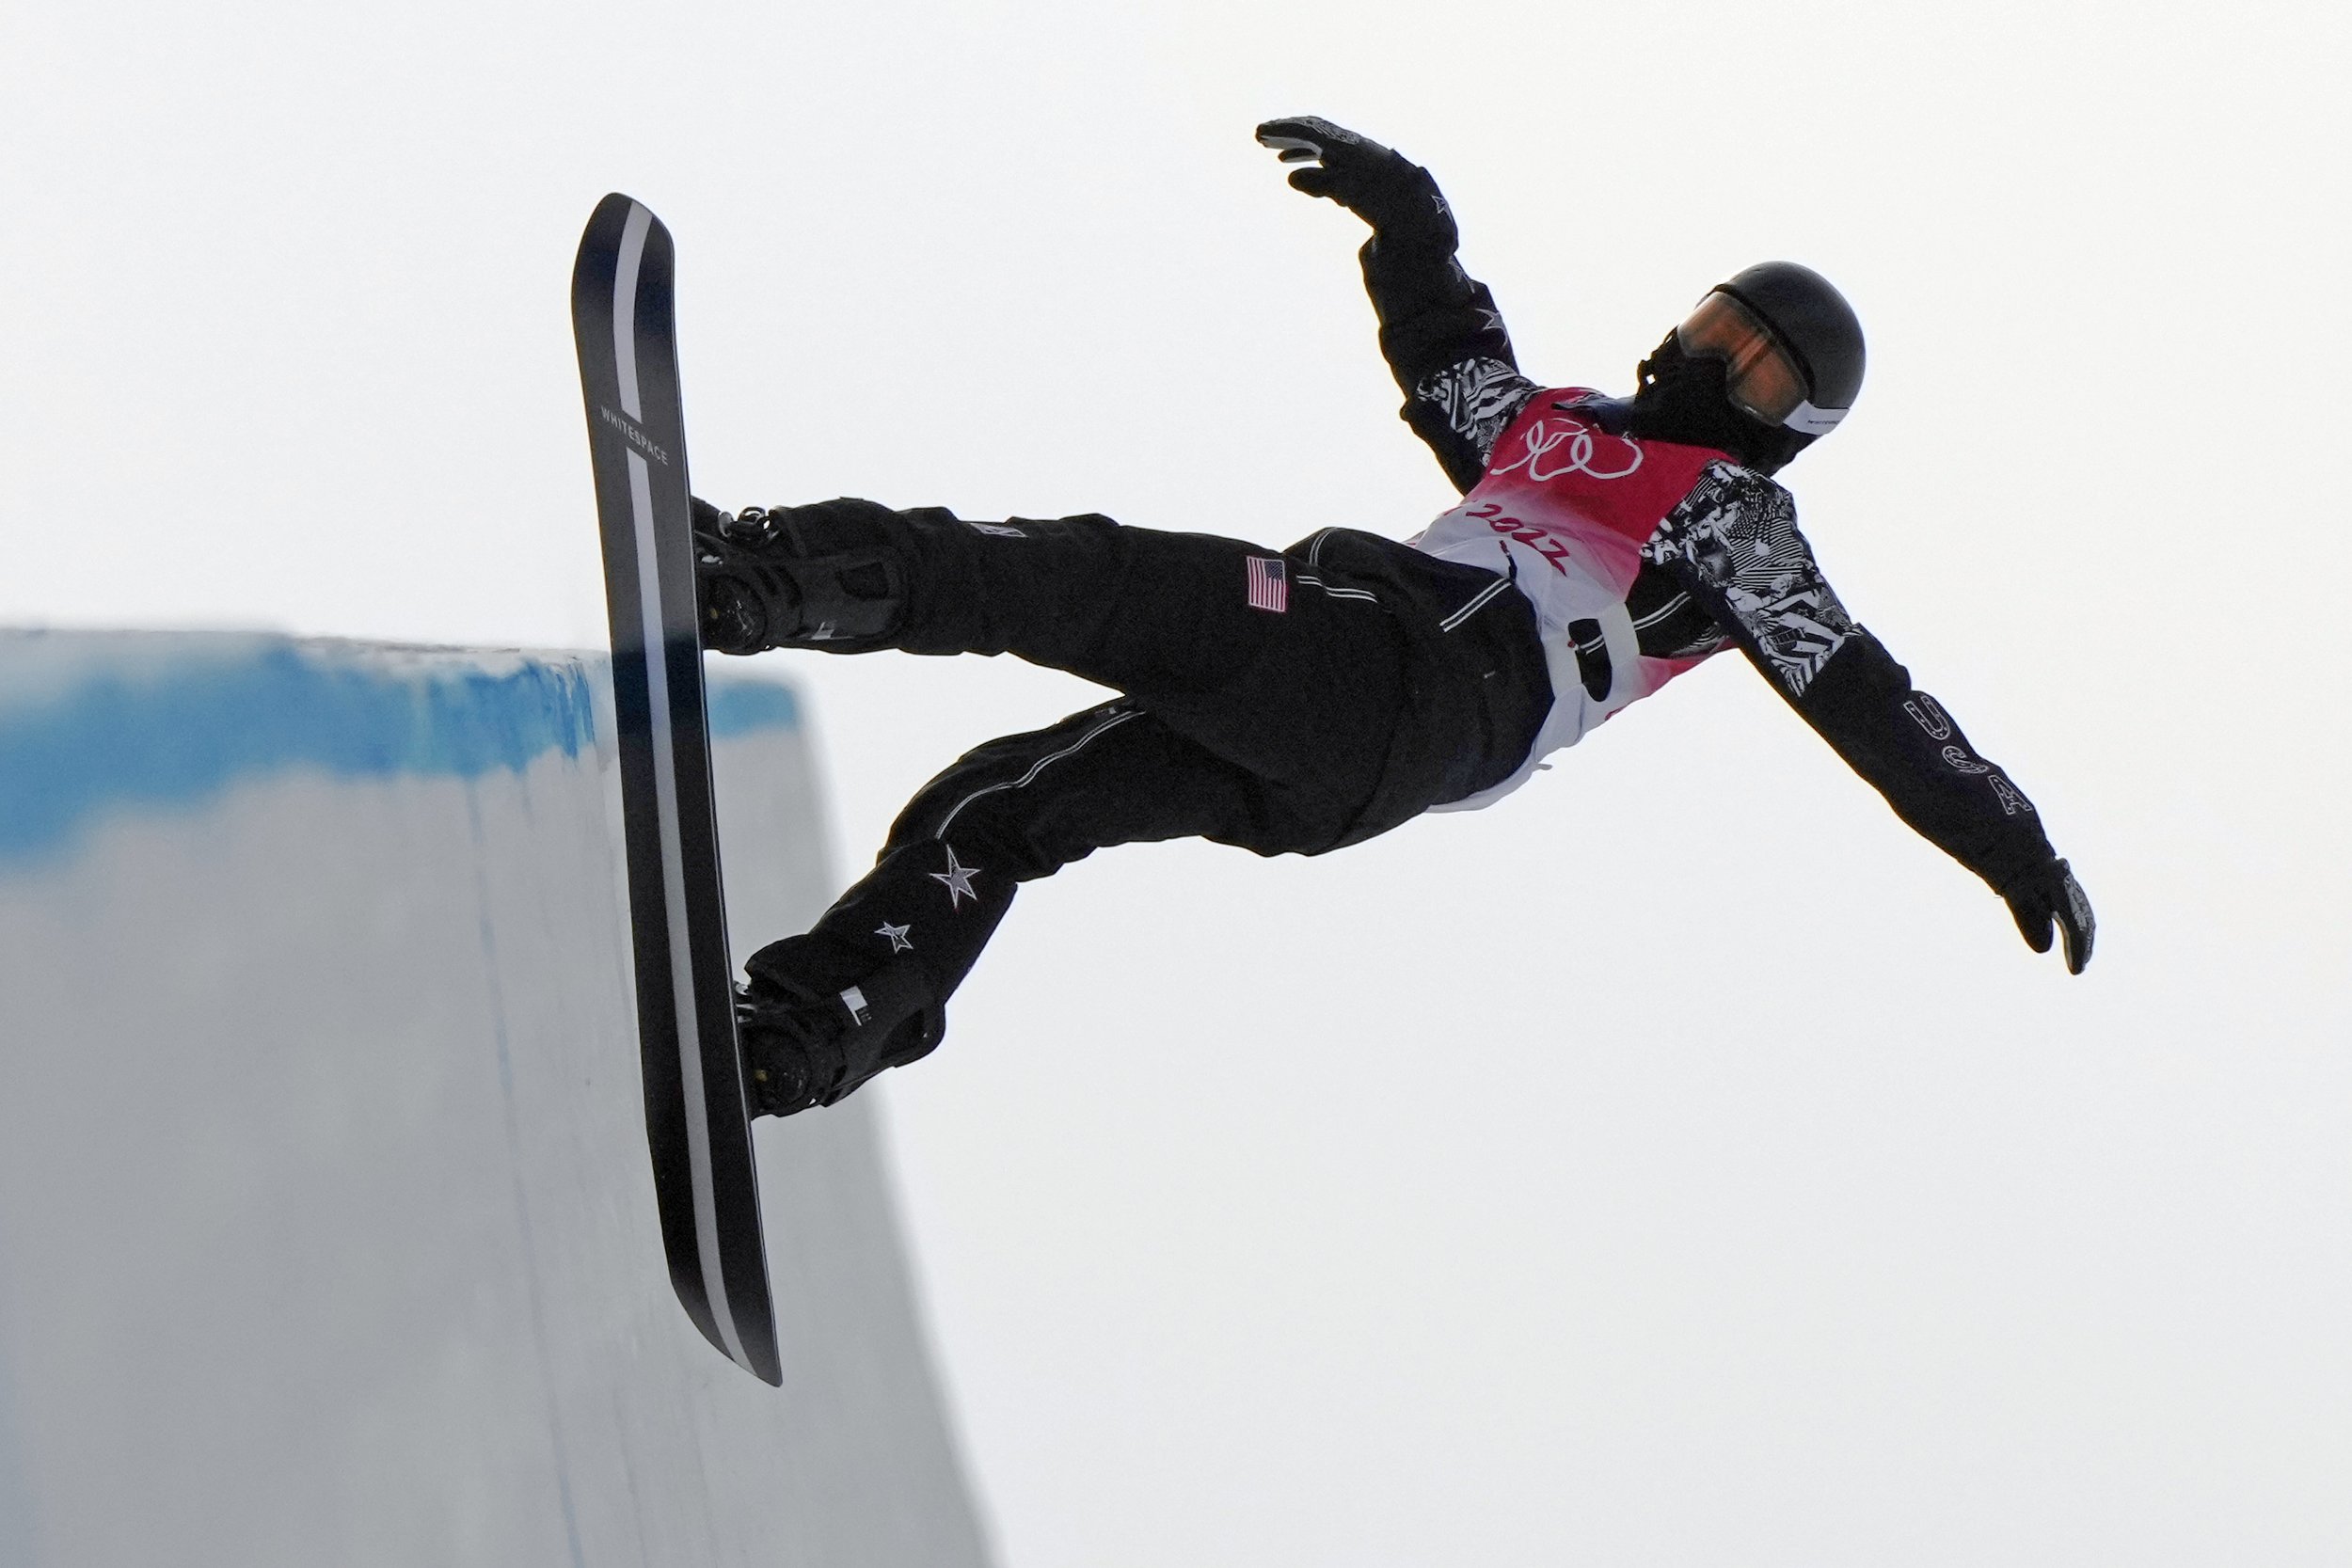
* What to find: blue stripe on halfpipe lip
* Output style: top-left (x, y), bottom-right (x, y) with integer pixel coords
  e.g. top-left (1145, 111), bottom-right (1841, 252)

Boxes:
top-left (0, 629), bottom-right (799, 869)
top-left (707, 675), bottom-right (801, 740)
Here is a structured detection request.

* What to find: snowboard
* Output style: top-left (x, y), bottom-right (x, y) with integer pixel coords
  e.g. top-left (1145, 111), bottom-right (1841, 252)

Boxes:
top-left (571, 193), bottom-right (782, 1386)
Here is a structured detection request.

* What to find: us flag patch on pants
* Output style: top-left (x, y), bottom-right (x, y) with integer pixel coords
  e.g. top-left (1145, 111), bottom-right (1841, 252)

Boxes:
top-left (1245, 555), bottom-right (1289, 613)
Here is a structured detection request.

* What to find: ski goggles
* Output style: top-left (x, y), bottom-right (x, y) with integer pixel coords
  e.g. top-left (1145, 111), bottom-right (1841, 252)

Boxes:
top-left (1675, 291), bottom-right (1823, 432)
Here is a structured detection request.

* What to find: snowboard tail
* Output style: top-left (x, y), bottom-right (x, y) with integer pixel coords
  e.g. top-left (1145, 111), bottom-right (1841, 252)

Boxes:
top-left (572, 193), bottom-right (781, 1386)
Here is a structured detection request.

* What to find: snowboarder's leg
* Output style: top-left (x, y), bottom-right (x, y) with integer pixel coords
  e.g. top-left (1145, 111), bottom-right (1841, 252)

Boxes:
top-left (696, 496), bottom-right (1409, 784)
top-left (701, 498), bottom-right (1378, 679)
top-left (736, 700), bottom-right (1323, 1117)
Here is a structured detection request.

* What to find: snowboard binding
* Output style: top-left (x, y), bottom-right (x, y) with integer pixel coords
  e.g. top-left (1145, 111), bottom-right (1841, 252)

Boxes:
top-left (734, 956), bottom-right (944, 1118)
top-left (691, 498), bottom-right (910, 655)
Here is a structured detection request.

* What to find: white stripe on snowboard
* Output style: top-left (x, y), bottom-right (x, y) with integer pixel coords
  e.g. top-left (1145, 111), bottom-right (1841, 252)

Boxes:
top-left (615, 204), bottom-right (753, 1375)
top-left (613, 203), bottom-right (649, 422)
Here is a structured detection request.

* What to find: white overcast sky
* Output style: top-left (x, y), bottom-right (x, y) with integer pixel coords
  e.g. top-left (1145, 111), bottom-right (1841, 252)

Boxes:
top-left (6, 3), bottom-right (2349, 1564)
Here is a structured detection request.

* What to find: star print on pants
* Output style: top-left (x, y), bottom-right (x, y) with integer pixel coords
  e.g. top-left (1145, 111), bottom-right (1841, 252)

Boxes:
top-left (930, 843), bottom-right (983, 910)
top-left (875, 921), bottom-right (914, 954)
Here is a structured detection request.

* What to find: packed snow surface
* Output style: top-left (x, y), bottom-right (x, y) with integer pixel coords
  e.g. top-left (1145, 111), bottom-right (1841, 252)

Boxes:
top-left (0, 629), bottom-right (990, 1568)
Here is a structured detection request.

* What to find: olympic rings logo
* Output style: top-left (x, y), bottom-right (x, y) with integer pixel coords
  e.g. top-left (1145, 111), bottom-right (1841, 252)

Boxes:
top-left (1491, 417), bottom-right (1643, 483)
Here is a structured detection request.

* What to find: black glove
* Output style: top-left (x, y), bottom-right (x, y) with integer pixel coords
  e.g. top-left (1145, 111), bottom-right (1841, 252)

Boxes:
top-left (2005, 858), bottom-right (2095, 974)
top-left (1254, 115), bottom-right (1455, 247)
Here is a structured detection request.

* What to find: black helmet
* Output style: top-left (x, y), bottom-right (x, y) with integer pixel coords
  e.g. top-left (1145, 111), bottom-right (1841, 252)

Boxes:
top-left (1628, 261), bottom-right (1865, 472)
top-left (1703, 261), bottom-right (1867, 434)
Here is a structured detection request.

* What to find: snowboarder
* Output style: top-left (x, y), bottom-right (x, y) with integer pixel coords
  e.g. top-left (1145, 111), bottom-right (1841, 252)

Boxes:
top-left (691, 116), bottom-right (2096, 1118)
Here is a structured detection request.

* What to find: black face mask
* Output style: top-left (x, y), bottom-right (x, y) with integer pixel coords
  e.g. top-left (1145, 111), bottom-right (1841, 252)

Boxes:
top-left (1625, 331), bottom-right (1812, 475)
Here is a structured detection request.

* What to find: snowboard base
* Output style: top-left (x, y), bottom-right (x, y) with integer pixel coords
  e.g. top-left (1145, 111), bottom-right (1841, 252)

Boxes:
top-left (573, 192), bottom-right (781, 1386)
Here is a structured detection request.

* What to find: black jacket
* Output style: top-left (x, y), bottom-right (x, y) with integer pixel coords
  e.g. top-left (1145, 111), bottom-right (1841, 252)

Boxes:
top-left (1349, 161), bottom-right (2062, 899)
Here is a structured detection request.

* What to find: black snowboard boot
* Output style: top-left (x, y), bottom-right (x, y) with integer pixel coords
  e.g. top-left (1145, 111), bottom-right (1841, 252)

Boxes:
top-left (734, 955), bottom-right (945, 1117)
top-left (691, 498), bottom-right (910, 655)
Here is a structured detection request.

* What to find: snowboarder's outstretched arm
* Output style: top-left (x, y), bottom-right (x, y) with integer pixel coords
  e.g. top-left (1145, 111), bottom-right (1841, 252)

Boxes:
top-left (1257, 116), bottom-right (1538, 493)
top-left (1643, 464), bottom-right (2096, 972)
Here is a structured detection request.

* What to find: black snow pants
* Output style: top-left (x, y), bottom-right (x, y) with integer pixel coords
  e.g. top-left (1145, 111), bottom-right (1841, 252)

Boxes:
top-left (739, 501), bottom-right (1551, 1023)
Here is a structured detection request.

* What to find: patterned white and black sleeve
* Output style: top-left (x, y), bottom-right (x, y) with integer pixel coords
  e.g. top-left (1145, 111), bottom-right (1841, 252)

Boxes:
top-left (1643, 464), bottom-right (2060, 895)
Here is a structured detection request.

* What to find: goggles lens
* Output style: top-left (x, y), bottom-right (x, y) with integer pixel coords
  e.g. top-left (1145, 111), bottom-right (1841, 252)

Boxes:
top-left (1675, 292), bottom-right (1810, 427)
